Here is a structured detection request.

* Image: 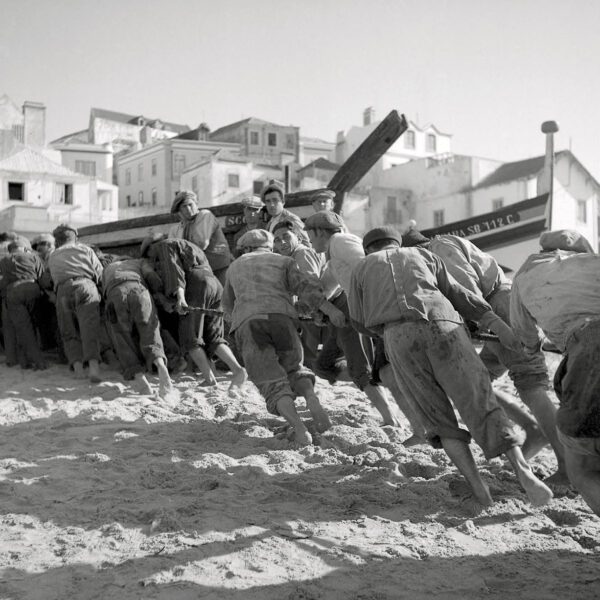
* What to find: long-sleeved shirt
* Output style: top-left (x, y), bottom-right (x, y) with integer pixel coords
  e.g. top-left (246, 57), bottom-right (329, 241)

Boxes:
top-left (169, 210), bottom-right (232, 272)
top-left (223, 249), bottom-right (326, 331)
top-left (349, 247), bottom-right (495, 336)
top-left (291, 245), bottom-right (324, 280)
top-left (47, 243), bottom-right (103, 288)
top-left (327, 232), bottom-right (366, 295)
top-left (151, 238), bottom-right (212, 298)
top-left (0, 250), bottom-right (45, 291)
top-left (427, 235), bottom-right (510, 299)
top-left (102, 258), bottom-right (160, 297)
top-left (511, 250), bottom-right (600, 352)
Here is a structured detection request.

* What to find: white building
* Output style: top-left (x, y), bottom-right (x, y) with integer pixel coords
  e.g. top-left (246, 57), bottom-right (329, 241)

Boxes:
top-left (368, 150), bottom-right (599, 270)
top-left (0, 146), bottom-right (118, 237)
top-left (335, 107), bottom-right (452, 189)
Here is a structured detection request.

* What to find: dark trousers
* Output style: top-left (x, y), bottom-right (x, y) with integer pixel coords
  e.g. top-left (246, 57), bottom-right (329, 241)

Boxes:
top-left (56, 279), bottom-right (101, 366)
top-left (106, 281), bottom-right (166, 379)
top-left (6, 282), bottom-right (45, 366)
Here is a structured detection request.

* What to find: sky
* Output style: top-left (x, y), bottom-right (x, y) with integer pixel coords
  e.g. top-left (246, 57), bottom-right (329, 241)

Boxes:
top-left (2, 0), bottom-right (600, 177)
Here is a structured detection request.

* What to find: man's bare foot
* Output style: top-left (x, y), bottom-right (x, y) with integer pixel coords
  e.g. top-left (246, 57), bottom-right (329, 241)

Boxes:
top-left (522, 424), bottom-right (549, 460)
top-left (469, 479), bottom-right (494, 507)
top-left (402, 434), bottom-right (427, 447)
top-left (292, 426), bottom-right (313, 446)
top-left (201, 373), bottom-right (218, 386)
top-left (517, 467), bottom-right (554, 506)
top-left (134, 373), bottom-right (154, 395)
top-left (73, 361), bottom-right (86, 379)
top-left (228, 367), bottom-right (247, 395)
top-left (306, 394), bottom-right (332, 433)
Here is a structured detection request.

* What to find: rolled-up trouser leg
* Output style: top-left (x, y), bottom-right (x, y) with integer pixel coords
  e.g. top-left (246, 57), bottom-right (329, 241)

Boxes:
top-left (56, 284), bottom-right (83, 365)
top-left (106, 288), bottom-right (142, 379)
top-left (129, 284), bottom-right (166, 371)
top-left (384, 320), bottom-right (520, 459)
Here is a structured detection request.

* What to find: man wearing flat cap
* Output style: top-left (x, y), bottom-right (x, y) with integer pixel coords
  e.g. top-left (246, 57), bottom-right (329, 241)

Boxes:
top-left (349, 227), bottom-right (553, 508)
top-left (0, 235), bottom-right (48, 369)
top-left (232, 196), bottom-right (267, 257)
top-left (47, 224), bottom-right (104, 382)
top-left (511, 230), bottom-right (600, 517)
top-left (304, 213), bottom-right (403, 428)
top-left (168, 190), bottom-right (232, 285)
top-left (401, 228), bottom-right (565, 483)
top-left (223, 228), bottom-right (346, 445)
top-left (311, 189), bottom-right (336, 213)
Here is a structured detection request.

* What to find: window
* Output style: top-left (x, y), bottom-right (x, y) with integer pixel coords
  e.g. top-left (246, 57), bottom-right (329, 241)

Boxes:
top-left (577, 199), bottom-right (588, 223)
top-left (433, 209), bottom-right (445, 227)
top-left (151, 188), bottom-right (157, 206)
top-left (426, 134), bottom-right (437, 153)
top-left (75, 160), bottom-right (96, 176)
top-left (151, 158), bottom-right (157, 177)
top-left (250, 131), bottom-right (260, 145)
top-left (228, 173), bottom-right (240, 188)
top-left (126, 195), bottom-right (132, 207)
top-left (173, 154), bottom-right (186, 175)
top-left (138, 191), bottom-right (144, 206)
top-left (404, 130), bottom-right (416, 149)
top-left (492, 198), bottom-right (504, 211)
top-left (56, 183), bottom-right (73, 205)
top-left (8, 182), bottom-right (24, 201)
top-left (253, 180), bottom-right (263, 194)
top-left (385, 196), bottom-right (402, 223)
top-left (285, 134), bottom-right (295, 150)
top-left (191, 175), bottom-right (198, 194)
top-left (101, 194), bottom-right (112, 211)
top-left (137, 163), bottom-right (143, 182)
top-left (268, 133), bottom-right (277, 147)
top-left (125, 169), bottom-right (131, 186)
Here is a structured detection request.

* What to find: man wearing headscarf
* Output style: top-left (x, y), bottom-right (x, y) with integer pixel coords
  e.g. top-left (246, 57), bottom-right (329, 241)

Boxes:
top-left (511, 230), bottom-right (600, 516)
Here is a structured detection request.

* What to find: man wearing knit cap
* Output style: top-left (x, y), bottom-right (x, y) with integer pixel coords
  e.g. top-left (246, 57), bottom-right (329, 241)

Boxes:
top-left (232, 196), bottom-right (267, 257)
top-left (402, 228), bottom-right (566, 484)
top-left (48, 224), bottom-right (103, 382)
top-left (348, 227), bottom-right (553, 507)
top-left (223, 228), bottom-right (345, 445)
top-left (304, 212), bottom-right (403, 428)
top-left (168, 190), bottom-right (232, 285)
top-left (0, 236), bottom-right (48, 369)
top-left (261, 180), bottom-right (310, 245)
top-left (511, 230), bottom-right (600, 516)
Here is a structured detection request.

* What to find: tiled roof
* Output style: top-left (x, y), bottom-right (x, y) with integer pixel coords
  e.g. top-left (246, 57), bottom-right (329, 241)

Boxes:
top-left (0, 147), bottom-right (83, 177)
top-left (297, 157), bottom-right (340, 172)
top-left (471, 154), bottom-right (548, 190)
top-left (50, 129), bottom-right (89, 145)
top-left (90, 107), bottom-right (190, 134)
top-left (210, 117), bottom-right (290, 138)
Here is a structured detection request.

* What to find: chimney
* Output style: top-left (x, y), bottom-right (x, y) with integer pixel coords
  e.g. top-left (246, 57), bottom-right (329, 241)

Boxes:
top-left (197, 123), bottom-right (210, 140)
top-left (363, 107), bottom-right (375, 126)
top-left (23, 101), bottom-right (46, 147)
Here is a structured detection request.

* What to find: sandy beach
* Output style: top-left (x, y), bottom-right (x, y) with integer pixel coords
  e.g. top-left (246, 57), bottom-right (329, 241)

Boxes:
top-left (1, 353), bottom-right (599, 600)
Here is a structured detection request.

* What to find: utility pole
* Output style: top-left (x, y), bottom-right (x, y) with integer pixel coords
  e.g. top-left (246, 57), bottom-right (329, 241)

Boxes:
top-left (541, 120), bottom-right (559, 230)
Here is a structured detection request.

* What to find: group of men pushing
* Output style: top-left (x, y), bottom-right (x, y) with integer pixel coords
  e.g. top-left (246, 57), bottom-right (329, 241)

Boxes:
top-left (1, 181), bottom-right (599, 518)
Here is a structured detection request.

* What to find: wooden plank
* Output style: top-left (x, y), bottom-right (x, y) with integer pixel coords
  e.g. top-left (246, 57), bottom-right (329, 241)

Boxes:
top-left (328, 110), bottom-right (408, 212)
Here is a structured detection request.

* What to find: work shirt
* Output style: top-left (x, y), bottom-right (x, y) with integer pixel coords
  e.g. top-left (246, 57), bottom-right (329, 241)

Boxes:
top-left (48, 243), bottom-right (103, 288)
top-left (102, 258), bottom-right (159, 297)
top-left (427, 235), bottom-right (510, 299)
top-left (349, 247), bottom-right (495, 337)
top-left (0, 250), bottom-right (45, 290)
top-left (511, 250), bottom-right (600, 352)
top-left (169, 210), bottom-right (232, 272)
top-left (223, 249), bottom-right (325, 331)
top-left (151, 238), bottom-right (212, 298)
top-left (327, 232), bottom-right (365, 295)
top-left (290, 245), bottom-right (324, 280)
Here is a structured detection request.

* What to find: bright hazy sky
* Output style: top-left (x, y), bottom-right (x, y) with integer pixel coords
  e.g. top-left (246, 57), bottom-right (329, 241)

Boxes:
top-left (2, 0), bottom-right (599, 177)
